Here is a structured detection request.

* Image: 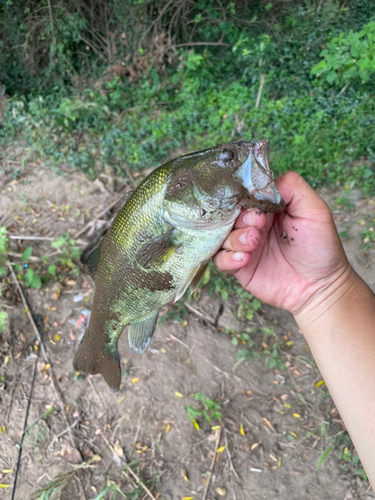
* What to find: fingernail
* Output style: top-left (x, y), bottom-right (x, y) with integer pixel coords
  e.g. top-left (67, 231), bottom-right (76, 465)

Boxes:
top-left (232, 252), bottom-right (244, 262)
top-left (239, 231), bottom-right (249, 245)
top-left (243, 211), bottom-right (256, 226)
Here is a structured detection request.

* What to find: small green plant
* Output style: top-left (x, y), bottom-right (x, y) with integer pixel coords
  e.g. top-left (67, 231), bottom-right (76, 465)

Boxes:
top-left (361, 226), bottom-right (375, 252)
top-left (0, 226), bottom-right (8, 275)
top-left (185, 393), bottom-right (222, 431)
top-left (234, 325), bottom-right (287, 371)
top-left (335, 197), bottom-right (355, 210)
top-left (93, 480), bottom-right (126, 499)
top-left (51, 233), bottom-right (81, 270)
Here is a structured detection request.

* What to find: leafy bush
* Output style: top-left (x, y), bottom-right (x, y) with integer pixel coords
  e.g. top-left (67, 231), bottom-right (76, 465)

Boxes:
top-left (311, 20), bottom-right (375, 84)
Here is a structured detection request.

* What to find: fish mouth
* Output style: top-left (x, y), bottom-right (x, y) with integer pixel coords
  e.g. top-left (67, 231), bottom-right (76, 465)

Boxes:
top-left (238, 139), bottom-right (285, 212)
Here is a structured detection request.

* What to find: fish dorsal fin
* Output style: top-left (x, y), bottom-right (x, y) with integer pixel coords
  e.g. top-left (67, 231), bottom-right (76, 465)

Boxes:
top-left (136, 231), bottom-right (179, 269)
top-left (128, 310), bottom-right (159, 354)
top-left (81, 238), bottom-right (103, 279)
top-left (189, 259), bottom-right (210, 294)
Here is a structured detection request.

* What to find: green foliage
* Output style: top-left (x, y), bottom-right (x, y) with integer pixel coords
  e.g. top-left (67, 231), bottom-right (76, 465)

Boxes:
top-left (203, 264), bottom-right (262, 320)
top-left (0, 226), bottom-right (8, 276)
top-left (316, 446), bottom-right (332, 470)
top-left (233, 325), bottom-right (287, 371)
top-left (312, 20), bottom-right (375, 84)
top-left (0, 1), bottom-right (374, 193)
top-left (185, 393), bottom-right (221, 430)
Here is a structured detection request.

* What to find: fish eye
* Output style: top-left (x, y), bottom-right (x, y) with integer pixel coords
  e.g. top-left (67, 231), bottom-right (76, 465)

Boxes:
top-left (219, 149), bottom-right (234, 162)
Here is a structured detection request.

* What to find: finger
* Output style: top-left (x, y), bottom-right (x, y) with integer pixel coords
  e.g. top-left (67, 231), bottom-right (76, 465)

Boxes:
top-left (222, 227), bottom-right (262, 252)
top-left (275, 171), bottom-right (330, 221)
top-left (234, 208), bottom-right (267, 230)
top-left (212, 249), bottom-right (251, 274)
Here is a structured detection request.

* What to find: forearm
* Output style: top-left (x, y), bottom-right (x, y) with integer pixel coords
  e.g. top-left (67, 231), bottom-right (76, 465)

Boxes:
top-left (295, 267), bottom-right (375, 487)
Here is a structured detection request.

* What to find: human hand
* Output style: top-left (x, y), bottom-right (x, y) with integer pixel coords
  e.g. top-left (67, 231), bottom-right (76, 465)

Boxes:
top-left (213, 171), bottom-right (352, 315)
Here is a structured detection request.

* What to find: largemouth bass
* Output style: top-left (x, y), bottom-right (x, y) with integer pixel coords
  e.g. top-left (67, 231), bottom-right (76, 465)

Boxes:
top-left (73, 139), bottom-right (285, 390)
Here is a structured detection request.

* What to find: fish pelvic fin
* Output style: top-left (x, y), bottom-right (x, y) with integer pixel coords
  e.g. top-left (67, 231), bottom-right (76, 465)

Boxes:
top-left (73, 330), bottom-right (121, 391)
top-left (128, 310), bottom-right (159, 354)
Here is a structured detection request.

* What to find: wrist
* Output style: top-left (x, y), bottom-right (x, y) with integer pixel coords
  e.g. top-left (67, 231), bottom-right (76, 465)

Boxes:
top-left (293, 263), bottom-right (358, 332)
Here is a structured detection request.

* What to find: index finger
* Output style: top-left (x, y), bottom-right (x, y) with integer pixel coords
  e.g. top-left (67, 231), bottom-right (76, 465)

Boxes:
top-left (234, 208), bottom-right (267, 230)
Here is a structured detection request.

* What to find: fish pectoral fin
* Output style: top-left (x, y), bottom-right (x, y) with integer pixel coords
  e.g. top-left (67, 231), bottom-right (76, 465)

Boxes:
top-left (81, 238), bottom-right (103, 279)
top-left (189, 259), bottom-right (210, 294)
top-left (136, 231), bottom-right (180, 269)
top-left (174, 261), bottom-right (206, 303)
top-left (128, 310), bottom-right (159, 354)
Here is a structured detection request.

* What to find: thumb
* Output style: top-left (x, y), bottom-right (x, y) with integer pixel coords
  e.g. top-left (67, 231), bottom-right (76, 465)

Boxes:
top-left (276, 171), bottom-right (331, 222)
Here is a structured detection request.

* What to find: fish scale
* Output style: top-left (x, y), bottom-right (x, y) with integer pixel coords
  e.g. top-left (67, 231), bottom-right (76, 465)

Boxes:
top-left (74, 139), bottom-right (285, 390)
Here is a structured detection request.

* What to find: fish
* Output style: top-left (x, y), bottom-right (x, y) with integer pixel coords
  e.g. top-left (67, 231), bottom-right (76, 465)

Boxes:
top-left (73, 139), bottom-right (285, 390)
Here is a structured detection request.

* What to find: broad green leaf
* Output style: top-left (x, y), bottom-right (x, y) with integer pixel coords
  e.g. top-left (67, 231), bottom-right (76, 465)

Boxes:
top-left (31, 274), bottom-right (42, 289)
top-left (21, 247), bottom-right (33, 261)
top-left (48, 264), bottom-right (56, 276)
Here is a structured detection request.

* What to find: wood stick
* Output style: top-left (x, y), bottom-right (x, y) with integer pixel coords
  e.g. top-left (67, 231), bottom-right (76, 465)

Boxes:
top-left (101, 434), bottom-right (157, 500)
top-left (255, 74), bottom-right (265, 109)
top-left (10, 354), bottom-right (38, 500)
top-left (7, 264), bottom-right (79, 450)
top-left (202, 427), bottom-right (222, 500)
top-left (183, 302), bottom-right (216, 324)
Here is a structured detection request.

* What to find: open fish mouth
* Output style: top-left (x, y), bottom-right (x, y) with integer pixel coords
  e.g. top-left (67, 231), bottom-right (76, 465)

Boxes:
top-left (239, 139), bottom-right (284, 211)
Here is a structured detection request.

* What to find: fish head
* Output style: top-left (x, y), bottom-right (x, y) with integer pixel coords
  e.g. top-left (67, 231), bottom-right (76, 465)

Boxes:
top-left (231, 139), bottom-right (285, 213)
top-left (164, 139), bottom-right (285, 229)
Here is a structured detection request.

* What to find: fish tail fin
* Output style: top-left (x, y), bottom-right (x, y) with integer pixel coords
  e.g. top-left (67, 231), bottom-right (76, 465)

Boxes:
top-left (73, 330), bottom-right (121, 392)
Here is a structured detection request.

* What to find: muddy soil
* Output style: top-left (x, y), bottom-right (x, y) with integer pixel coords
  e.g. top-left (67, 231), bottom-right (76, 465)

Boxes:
top-left (0, 158), bottom-right (374, 500)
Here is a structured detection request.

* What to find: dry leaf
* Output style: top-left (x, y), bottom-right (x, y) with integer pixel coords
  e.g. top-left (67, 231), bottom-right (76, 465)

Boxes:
top-left (216, 487), bottom-right (227, 496)
top-left (262, 417), bottom-right (272, 428)
top-left (250, 441), bottom-right (261, 451)
top-left (114, 440), bottom-right (124, 457)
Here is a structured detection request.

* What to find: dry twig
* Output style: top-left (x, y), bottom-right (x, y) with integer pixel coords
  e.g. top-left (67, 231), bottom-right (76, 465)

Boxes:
top-left (202, 427), bottom-right (222, 500)
top-left (10, 350), bottom-right (38, 500)
top-left (183, 301), bottom-right (216, 325)
top-left (133, 406), bottom-right (145, 444)
top-left (224, 429), bottom-right (239, 479)
top-left (101, 433), bottom-right (157, 500)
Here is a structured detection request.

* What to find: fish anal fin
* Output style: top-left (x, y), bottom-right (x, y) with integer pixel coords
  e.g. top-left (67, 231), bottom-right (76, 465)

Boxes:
top-left (73, 330), bottom-right (121, 391)
top-left (81, 239), bottom-right (103, 279)
top-left (128, 310), bottom-right (159, 354)
top-left (136, 231), bottom-right (179, 269)
top-left (189, 259), bottom-right (210, 294)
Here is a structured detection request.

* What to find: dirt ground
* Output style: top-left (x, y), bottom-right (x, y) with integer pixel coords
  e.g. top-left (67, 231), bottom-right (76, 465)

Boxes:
top-left (0, 154), bottom-right (375, 500)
